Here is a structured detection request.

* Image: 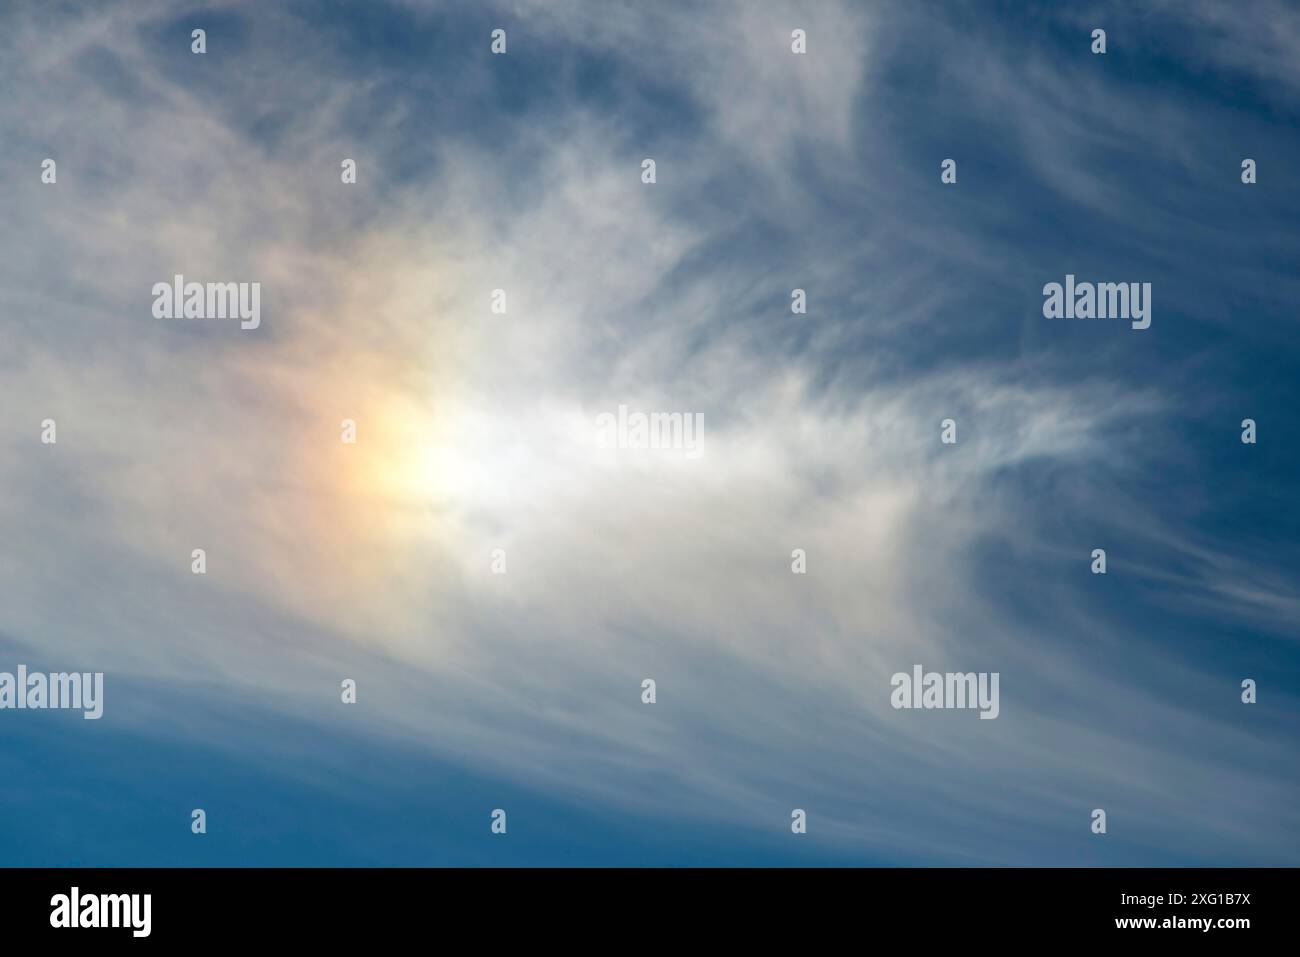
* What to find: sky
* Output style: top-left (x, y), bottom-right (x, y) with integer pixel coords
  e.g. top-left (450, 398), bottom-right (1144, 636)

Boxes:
top-left (1, 0), bottom-right (1297, 866)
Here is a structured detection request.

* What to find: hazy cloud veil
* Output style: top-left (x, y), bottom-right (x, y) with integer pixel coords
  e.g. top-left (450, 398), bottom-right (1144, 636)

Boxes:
top-left (0, 0), bottom-right (1297, 865)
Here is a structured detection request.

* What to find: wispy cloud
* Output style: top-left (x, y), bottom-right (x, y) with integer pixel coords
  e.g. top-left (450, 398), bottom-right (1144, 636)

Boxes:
top-left (1, 0), bottom-right (1296, 864)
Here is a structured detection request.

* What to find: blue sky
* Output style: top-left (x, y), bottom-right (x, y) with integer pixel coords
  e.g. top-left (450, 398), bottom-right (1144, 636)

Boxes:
top-left (0, 0), bottom-right (1297, 866)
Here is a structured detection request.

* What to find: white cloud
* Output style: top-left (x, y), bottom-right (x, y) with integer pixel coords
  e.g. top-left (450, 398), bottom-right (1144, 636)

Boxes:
top-left (0, 0), bottom-right (1295, 863)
